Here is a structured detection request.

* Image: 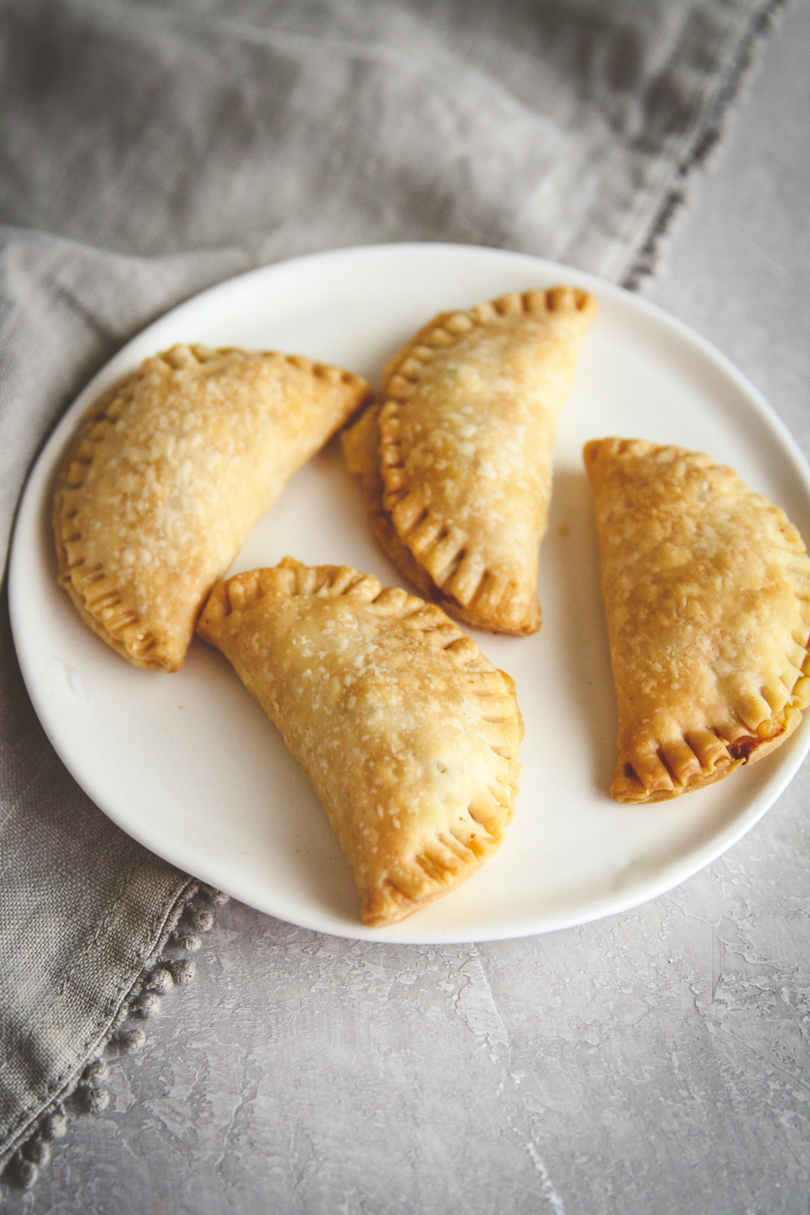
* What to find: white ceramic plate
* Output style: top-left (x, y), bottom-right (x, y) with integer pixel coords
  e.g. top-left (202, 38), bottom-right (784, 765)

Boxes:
top-left (10, 243), bottom-right (810, 943)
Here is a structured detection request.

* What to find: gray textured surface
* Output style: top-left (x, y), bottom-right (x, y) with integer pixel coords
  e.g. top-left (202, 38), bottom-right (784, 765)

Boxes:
top-left (5, 2), bottom-right (810, 1212)
top-left (9, 0), bottom-right (764, 1179)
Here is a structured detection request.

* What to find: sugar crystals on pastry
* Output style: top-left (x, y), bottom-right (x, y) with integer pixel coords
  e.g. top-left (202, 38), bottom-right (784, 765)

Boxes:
top-left (343, 287), bottom-right (597, 635)
top-left (584, 438), bottom-right (810, 803)
top-left (197, 558), bottom-right (523, 927)
top-left (53, 345), bottom-right (371, 671)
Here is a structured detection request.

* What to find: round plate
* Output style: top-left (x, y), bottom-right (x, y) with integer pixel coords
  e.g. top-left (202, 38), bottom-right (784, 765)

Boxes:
top-left (10, 243), bottom-right (810, 943)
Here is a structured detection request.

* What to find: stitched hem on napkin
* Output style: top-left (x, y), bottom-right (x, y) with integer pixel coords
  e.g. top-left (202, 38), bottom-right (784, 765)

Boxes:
top-left (620, 0), bottom-right (789, 287)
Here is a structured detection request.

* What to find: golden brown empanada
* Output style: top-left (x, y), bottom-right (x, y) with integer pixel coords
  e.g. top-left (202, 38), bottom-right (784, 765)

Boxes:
top-left (585, 438), bottom-right (810, 803)
top-left (197, 558), bottom-right (523, 927)
top-left (343, 287), bottom-right (597, 634)
top-left (54, 345), bottom-right (370, 671)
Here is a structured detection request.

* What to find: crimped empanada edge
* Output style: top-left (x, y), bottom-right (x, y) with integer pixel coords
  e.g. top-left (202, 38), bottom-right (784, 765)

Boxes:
top-left (374, 287), bottom-right (597, 634)
top-left (197, 559), bottom-right (522, 926)
top-left (53, 372), bottom-right (168, 670)
top-left (54, 345), bottom-right (372, 672)
top-left (342, 404), bottom-right (539, 635)
top-left (610, 698), bottom-right (808, 804)
top-left (585, 437), bottom-right (810, 804)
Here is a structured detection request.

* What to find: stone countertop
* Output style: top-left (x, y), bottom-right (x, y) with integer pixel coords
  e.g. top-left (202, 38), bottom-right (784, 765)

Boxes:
top-left (6, 4), bottom-right (810, 1212)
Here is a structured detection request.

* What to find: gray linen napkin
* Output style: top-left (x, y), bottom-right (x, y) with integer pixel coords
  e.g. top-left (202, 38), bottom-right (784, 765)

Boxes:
top-left (0, 0), bottom-right (786, 1186)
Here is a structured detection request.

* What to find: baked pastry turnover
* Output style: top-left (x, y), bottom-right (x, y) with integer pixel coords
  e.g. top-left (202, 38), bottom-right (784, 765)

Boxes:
top-left (53, 345), bottom-right (370, 671)
top-left (197, 558), bottom-right (523, 926)
top-left (585, 438), bottom-right (810, 803)
top-left (343, 287), bottom-right (597, 635)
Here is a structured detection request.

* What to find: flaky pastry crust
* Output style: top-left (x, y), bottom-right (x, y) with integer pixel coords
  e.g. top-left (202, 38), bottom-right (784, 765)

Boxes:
top-left (585, 438), bottom-right (810, 803)
top-left (53, 345), bottom-right (370, 671)
top-left (343, 287), bottom-right (597, 634)
top-left (197, 558), bottom-right (523, 926)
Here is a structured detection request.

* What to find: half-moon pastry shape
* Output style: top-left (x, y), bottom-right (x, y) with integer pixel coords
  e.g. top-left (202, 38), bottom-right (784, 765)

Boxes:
top-left (343, 287), bottom-right (597, 634)
top-left (584, 438), bottom-right (810, 804)
top-left (53, 345), bottom-right (371, 671)
top-left (197, 558), bottom-right (523, 927)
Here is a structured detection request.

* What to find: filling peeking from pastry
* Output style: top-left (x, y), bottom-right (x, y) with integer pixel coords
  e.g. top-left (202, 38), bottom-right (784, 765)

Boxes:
top-left (197, 558), bottom-right (523, 927)
top-left (585, 438), bottom-right (810, 803)
top-left (53, 344), bottom-right (371, 671)
top-left (343, 287), bottom-right (597, 636)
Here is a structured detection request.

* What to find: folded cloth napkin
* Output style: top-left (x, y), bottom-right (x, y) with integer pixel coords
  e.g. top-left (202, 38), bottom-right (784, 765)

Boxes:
top-left (0, 0), bottom-right (785, 1186)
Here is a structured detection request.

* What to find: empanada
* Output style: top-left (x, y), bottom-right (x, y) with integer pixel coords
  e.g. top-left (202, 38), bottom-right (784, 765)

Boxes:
top-left (197, 558), bottom-right (523, 927)
top-left (343, 287), bottom-right (597, 634)
top-left (584, 438), bottom-right (810, 803)
top-left (53, 345), bottom-right (370, 671)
